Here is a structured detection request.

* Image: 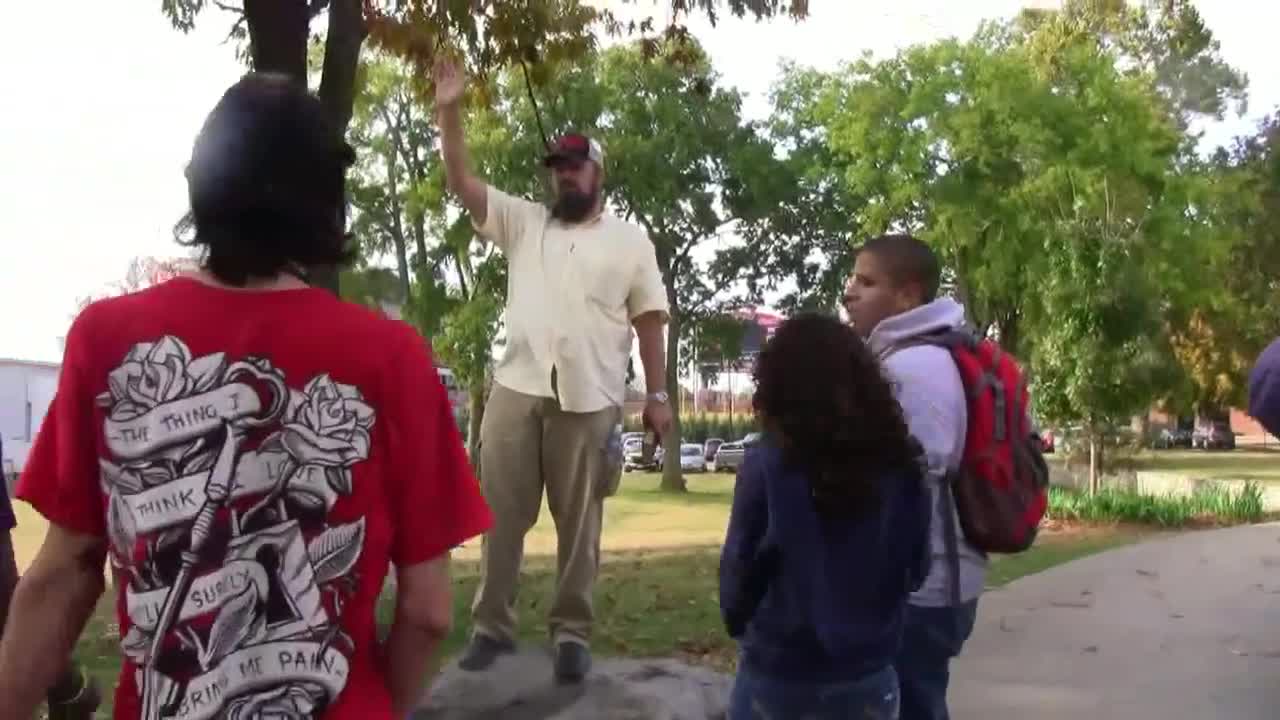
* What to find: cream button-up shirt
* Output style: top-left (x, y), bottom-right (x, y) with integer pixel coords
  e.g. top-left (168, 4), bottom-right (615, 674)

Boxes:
top-left (475, 185), bottom-right (669, 413)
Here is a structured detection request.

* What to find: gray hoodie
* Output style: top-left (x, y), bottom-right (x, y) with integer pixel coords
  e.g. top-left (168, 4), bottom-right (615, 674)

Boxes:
top-left (867, 297), bottom-right (987, 607)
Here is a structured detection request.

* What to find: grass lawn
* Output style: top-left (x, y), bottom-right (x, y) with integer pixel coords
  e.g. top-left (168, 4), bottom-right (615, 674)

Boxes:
top-left (16, 471), bottom-right (1158, 717)
top-left (1131, 448), bottom-right (1280, 483)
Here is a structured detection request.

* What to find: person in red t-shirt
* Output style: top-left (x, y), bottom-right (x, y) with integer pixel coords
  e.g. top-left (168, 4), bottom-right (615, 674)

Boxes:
top-left (0, 73), bottom-right (492, 720)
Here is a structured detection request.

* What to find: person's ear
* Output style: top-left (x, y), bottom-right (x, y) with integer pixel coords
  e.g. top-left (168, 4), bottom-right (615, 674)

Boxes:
top-left (893, 280), bottom-right (924, 312)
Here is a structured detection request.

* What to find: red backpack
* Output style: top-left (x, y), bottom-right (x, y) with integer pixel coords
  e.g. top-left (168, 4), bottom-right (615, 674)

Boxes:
top-left (910, 328), bottom-right (1050, 555)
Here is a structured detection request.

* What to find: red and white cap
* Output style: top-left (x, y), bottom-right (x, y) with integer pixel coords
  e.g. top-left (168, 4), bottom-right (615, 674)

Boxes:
top-left (543, 133), bottom-right (605, 168)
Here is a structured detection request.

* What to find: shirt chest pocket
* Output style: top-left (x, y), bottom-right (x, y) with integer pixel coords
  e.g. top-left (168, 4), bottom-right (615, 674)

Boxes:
top-left (573, 240), bottom-right (631, 311)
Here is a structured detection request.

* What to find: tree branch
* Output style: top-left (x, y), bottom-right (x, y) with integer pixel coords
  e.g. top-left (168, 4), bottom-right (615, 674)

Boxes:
top-left (453, 252), bottom-right (471, 299)
top-left (519, 59), bottom-right (551, 151)
top-left (223, 15), bottom-right (248, 45)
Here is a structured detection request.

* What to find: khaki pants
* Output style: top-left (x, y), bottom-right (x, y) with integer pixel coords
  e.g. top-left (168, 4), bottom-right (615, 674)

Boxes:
top-left (471, 384), bottom-right (623, 646)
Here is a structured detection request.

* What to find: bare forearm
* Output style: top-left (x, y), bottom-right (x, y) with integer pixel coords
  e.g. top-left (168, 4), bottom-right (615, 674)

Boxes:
top-left (634, 314), bottom-right (667, 394)
top-left (0, 565), bottom-right (102, 715)
top-left (437, 103), bottom-right (469, 192)
top-left (436, 105), bottom-right (487, 221)
top-left (382, 618), bottom-right (447, 714)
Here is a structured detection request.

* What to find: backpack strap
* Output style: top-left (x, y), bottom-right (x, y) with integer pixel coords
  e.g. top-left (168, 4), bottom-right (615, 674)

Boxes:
top-left (940, 470), bottom-right (964, 607)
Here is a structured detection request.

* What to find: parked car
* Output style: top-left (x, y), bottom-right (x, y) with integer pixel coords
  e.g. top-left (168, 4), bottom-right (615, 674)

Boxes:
top-left (1192, 421), bottom-right (1235, 450)
top-left (711, 441), bottom-right (746, 473)
top-left (679, 443), bottom-right (707, 473)
top-left (703, 438), bottom-right (724, 462)
top-left (1153, 427), bottom-right (1193, 449)
top-left (623, 436), bottom-right (662, 471)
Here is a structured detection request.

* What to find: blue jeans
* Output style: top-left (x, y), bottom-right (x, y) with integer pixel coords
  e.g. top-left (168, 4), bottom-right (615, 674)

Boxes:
top-left (894, 600), bottom-right (979, 720)
top-left (728, 663), bottom-right (899, 720)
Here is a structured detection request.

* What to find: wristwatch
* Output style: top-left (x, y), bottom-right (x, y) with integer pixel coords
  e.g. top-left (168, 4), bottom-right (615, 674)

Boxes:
top-left (647, 391), bottom-right (669, 404)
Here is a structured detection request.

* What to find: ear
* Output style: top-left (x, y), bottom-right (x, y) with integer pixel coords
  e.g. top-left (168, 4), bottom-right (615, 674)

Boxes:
top-left (893, 280), bottom-right (926, 312)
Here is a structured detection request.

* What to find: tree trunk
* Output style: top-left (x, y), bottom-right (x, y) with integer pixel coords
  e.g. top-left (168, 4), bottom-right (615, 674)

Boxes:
top-left (411, 212), bottom-right (429, 272)
top-left (393, 233), bottom-right (411, 304)
top-left (244, 0), bottom-right (309, 81)
top-left (1088, 430), bottom-right (1100, 496)
top-left (1136, 413), bottom-right (1152, 447)
top-left (383, 134), bottom-right (410, 300)
top-left (1000, 312), bottom-right (1020, 357)
top-left (660, 303), bottom-right (686, 493)
top-left (466, 373), bottom-right (488, 465)
top-left (317, 0), bottom-right (366, 134)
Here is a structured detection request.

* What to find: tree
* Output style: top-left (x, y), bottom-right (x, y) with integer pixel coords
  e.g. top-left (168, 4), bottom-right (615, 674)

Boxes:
top-left (346, 54), bottom-right (444, 299)
top-left (1032, 210), bottom-right (1171, 493)
top-left (338, 265), bottom-right (406, 312)
top-left (486, 37), bottom-right (778, 491)
top-left (1166, 114), bottom-right (1280, 417)
top-left (66, 257), bottom-right (195, 349)
top-left (1013, 0), bottom-right (1246, 129)
top-left (717, 61), bottom-right (866, 314)
top-left (1002, 0), bottom-right (1252, 437)
top-left (397, 213), bottom-right (507, 459)
top-left (76, 256), bottom-right (193, 311)
top-left (774, 37), bottom-right (1085, 356)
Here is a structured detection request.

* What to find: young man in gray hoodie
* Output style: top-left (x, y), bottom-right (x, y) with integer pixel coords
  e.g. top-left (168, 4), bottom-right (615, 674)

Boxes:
top-left (843, 234), bottom-right (984, 720)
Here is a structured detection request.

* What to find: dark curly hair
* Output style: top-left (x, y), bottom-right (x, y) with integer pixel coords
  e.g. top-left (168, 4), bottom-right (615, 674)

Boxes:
top-left (177, 73), bottom-right (356, 286)
top-left (752, 312), bottom-right (924, 515)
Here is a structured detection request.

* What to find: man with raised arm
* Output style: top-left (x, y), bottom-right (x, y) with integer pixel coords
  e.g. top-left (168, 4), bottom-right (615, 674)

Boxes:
top-left (433, 57), bottom-right (673, 683)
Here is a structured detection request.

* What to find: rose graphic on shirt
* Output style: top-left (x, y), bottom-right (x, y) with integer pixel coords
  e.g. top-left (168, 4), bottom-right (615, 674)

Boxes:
top-left (282, 374), bottom-right (375, 468)
top-left (97, 335), bottom-right (373, 720)
top-left (224, 682), bottom-right (327, 720)
top-left (100, 336), bottom-right (227, 419)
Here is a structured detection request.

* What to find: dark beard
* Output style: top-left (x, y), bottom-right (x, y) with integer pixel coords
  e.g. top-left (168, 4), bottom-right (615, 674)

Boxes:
top-left (552, 189), bottom-right (597, 222)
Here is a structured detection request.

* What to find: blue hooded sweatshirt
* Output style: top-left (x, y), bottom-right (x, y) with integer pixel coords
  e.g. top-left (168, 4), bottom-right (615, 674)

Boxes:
top-left (719, 437), bottom-right (931, 683)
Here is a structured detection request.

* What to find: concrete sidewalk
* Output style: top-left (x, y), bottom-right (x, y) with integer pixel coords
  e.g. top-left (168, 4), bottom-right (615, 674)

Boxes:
top-left (950, 523), bottom-right (1280, 720)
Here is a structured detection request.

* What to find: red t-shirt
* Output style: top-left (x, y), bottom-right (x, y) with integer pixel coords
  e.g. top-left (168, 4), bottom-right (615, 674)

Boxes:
top-left (18, 277), bottom-right (492, 720)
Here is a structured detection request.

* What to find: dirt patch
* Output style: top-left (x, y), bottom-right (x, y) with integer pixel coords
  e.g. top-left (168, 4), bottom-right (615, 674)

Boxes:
top-left (1037, 520), bottom-right (1161, 539)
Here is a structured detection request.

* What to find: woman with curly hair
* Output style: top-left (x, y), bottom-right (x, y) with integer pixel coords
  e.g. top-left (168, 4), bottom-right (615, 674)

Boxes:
top-left (719, 312), bottom-right (931, 720)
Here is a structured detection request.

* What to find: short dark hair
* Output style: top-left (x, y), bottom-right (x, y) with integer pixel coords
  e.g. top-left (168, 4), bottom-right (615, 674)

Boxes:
top-left (752, 312), bottom-right (924, 516)
top-left (177, 73), bottom-right (356, 286)
top-left (858, 233), bottom-right (941, 303)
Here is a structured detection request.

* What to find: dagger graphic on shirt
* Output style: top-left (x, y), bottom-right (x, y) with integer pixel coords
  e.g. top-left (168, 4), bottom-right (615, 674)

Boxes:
top-left (139, 421), bottom-right (241, 720)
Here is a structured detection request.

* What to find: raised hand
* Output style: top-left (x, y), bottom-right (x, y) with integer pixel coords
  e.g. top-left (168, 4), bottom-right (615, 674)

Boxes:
top-left (433, 56), bottom-right (465, 108)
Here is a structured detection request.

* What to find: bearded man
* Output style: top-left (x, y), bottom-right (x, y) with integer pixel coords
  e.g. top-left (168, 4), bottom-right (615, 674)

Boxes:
top-left (433, 58), bottom-right (673, 683)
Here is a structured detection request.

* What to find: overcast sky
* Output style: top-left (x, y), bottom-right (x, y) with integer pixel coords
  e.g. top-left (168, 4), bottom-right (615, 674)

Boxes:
top-left (1, 1), bottom-right (1274, 363)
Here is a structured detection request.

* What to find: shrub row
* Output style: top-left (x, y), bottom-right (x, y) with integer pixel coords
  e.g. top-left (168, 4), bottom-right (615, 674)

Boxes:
top-left (623, 412), bottom-right (759, 444)
top-left (1046, 482), bottom-right (1265, 527)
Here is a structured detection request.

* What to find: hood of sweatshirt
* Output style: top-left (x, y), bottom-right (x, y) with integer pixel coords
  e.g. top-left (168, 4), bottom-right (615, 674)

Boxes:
top-left (866, 297), bottom-right (968, 359)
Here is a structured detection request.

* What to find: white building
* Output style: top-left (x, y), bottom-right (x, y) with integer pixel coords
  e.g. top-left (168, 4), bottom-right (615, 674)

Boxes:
top-left (0, 359), bottom-right (59, 481)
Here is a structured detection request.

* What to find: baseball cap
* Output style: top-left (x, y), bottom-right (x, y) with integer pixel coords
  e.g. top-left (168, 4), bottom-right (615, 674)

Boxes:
top-left (543, 133), bottom-right (605, 168)
top-left (1248, 337), bottom-right (1280, 436)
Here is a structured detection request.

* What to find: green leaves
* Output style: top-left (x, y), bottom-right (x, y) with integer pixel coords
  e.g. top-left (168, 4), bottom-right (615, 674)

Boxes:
top-left (762, 3), bottom-right (1247, 432)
